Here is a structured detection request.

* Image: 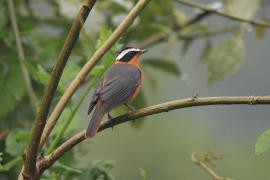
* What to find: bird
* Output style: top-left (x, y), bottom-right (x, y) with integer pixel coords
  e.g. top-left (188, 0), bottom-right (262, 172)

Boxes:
top-left (86, 47), bottom-right (147, 138)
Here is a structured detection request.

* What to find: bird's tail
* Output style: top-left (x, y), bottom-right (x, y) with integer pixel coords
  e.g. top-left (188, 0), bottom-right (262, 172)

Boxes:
top-left (86, 102), bottom-right (104, 138)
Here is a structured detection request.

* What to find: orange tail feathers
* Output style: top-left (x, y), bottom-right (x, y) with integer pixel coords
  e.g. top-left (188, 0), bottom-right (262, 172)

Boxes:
top-left (86, 103), bottom-right (104, 138)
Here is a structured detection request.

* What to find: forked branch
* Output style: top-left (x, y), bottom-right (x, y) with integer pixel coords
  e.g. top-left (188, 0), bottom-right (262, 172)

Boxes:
top-left (21, 0), bottom-right (97, 179)
top-left (39, 0), bottom-right (151, 151)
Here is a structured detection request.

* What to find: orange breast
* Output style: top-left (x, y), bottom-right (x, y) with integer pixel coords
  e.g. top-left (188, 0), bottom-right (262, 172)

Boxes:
top-left (127, 67), bottom-right (143, 104)
top-left (114, 55), bottom-right (143, 103)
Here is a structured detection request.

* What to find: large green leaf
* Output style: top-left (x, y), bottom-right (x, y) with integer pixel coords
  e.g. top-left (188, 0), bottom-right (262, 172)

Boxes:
top-left (255, 128), bottom-right (270, 156)
top-left (205, 37), bottom-right (245, 84)
top-left (5, 129), bottom-right (30, 156)
top-left (0, 58), bottom-right (25, 119)
top-left (24, 61), bottom-right (66, 93)
top-left (143, 58), bottom-right (181, 76)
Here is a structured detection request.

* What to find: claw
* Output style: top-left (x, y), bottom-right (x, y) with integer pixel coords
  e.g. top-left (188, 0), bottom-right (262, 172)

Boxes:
top-left (107, 112), bottom-right (114, 130)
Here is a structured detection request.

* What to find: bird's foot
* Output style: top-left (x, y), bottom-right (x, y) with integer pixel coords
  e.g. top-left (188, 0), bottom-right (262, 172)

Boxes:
top-left (125, 104), bottom-right (136, 112)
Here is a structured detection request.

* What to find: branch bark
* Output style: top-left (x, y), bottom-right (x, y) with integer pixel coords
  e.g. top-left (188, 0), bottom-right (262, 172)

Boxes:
top-left (37, 95), bottom-right (270, 172)
top-left (39, 0), bottom-right (151, 151)
top-left (173, 0), bottom-right (270, 28)
top-left (21, 0), bottom-right (97, 179)
top-left (7, 0), bottom-right (38, 106)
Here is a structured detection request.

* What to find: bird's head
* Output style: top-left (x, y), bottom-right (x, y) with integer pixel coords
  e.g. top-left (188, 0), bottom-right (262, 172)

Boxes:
top-left (115, 47), bottom-right (147, 64)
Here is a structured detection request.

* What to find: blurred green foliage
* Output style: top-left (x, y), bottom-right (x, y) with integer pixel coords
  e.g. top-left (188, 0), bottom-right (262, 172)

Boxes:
top-left (0, 0), bottom-right (267, 179)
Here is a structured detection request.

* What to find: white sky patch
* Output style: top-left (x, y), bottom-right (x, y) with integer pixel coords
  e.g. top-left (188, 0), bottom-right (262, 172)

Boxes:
top-left (116, 48), bottom-right (141, 60)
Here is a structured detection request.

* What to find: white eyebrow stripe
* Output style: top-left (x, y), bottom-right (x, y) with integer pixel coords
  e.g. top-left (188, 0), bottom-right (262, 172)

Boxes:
top-left (116, 48), bottom-right (140, 60)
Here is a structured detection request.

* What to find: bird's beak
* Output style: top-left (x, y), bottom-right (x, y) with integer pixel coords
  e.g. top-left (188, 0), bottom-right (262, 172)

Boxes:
top-left (140, 49), bottom-right (148, 54)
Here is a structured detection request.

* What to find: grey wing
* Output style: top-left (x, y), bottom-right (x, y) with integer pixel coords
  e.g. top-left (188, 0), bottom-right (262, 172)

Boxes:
top-left (88, 78), bottom-right (103, 114)
top-left (99, 64), bottom-right (141, 112)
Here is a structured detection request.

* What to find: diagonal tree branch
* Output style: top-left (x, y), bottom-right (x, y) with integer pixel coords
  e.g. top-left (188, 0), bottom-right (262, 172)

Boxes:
top-left (37, 95), bottom-right (270, 172)
top-left (21, 0), bottom-right (97, 179)
top-left (39, 0), bottom-right (151, 151)
top-left (7, 0), bottom-right (38, 106)
top-left (173, 0), bottom-right (270, 28)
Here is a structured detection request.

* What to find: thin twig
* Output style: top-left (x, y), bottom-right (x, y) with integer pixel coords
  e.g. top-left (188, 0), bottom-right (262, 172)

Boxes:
top-left (173, 0), bottom-right (270, 28)
top-left (191, 152), bottom-right (233, 180)
top-left (138, 11), bottom-right (211, 49)
top-left (37, 95), bottom-right (270, 172)
top-left (39, 0), bottom-right (151, 151)
top-left (179, 26), bottom-right (236, 40)
top-left (21, 0), bottom-right (97, 179)
top-left (7, 0), bottom-right (38, 106)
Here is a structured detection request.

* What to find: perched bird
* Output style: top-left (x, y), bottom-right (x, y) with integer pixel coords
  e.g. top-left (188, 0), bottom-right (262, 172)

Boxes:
top-left (86, 47), bottom-right (147, 138)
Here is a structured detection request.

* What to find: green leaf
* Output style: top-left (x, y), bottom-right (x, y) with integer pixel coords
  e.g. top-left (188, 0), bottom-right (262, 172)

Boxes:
top-left (95, 27), bottom-right (113, 49)
top-left (255, 128), bottom-right (270, 156)
top-left (139, 168), bottom-right (149, 180)
top-left (0, 156), bottom-right (21, 172)
top-left (78, 160), bottom-right (115, 180)
top-left (50, 162), bottom-right (82, 178)
top-left (200, 40), bottom-right (212, 63)
top-left (224, 0), bottom-right (259, 19)
top-left (173, 9), bottom-right (187, 27)
top-left (181, 39), bottom-right (194, 56)
top-left (51, 107), bottom-right (80, 137)
top-left (205, 37), bottom-right (245, 84)
top-left (91, 65), bottom-right (106, 77)
top-left (0, 57), bottom-right (25, 119)
top-left (24, 61), bottom-right (66, 93)
top-left (0, 1), bottom-right (13, 47)
top-left (5, 129), bottom-right (30, 156)
top-left (91, 26), bottom-right (122, 78)
top-left (0, 1), bottom-right (6, 30)
top-left (143, 59), bottom-right (181, 76)
top-left (61, 61), bottom-right (80, 83)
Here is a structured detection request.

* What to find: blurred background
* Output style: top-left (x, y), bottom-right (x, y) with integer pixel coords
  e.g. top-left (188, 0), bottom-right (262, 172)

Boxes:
top-left (0, 0), bottom-right (270, 179)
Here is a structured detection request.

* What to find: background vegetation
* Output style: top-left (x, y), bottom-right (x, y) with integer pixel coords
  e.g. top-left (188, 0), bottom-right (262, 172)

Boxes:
top-left (0, 0), bottom-right (270, 179)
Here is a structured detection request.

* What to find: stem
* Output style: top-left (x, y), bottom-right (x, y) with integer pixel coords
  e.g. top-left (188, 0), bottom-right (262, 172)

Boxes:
top-left (21, 0), bottom-right (97, 179)
top-left (7, 0), bottom-right (38, 106)
top-left (38, 95), bottom-right (270, 173)
top-left (39, 0), bottom-right (151, 152)
top-left (173, 0), bottom-right (270, 28)
top-left (191, 153), bottom-right (233, 180)
top-left (47, 78), bottom-right (96, 153)
top-left (138, 11), bottom-right (211, 49)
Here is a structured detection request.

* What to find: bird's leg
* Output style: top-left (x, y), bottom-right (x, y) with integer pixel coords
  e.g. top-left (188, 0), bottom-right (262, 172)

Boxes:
top-left (107, 112), bottom-right (114, 130)
top-left (125, 103), bottom-right (137, 123)
top-left (125, 103), bottom-right (136, 112)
